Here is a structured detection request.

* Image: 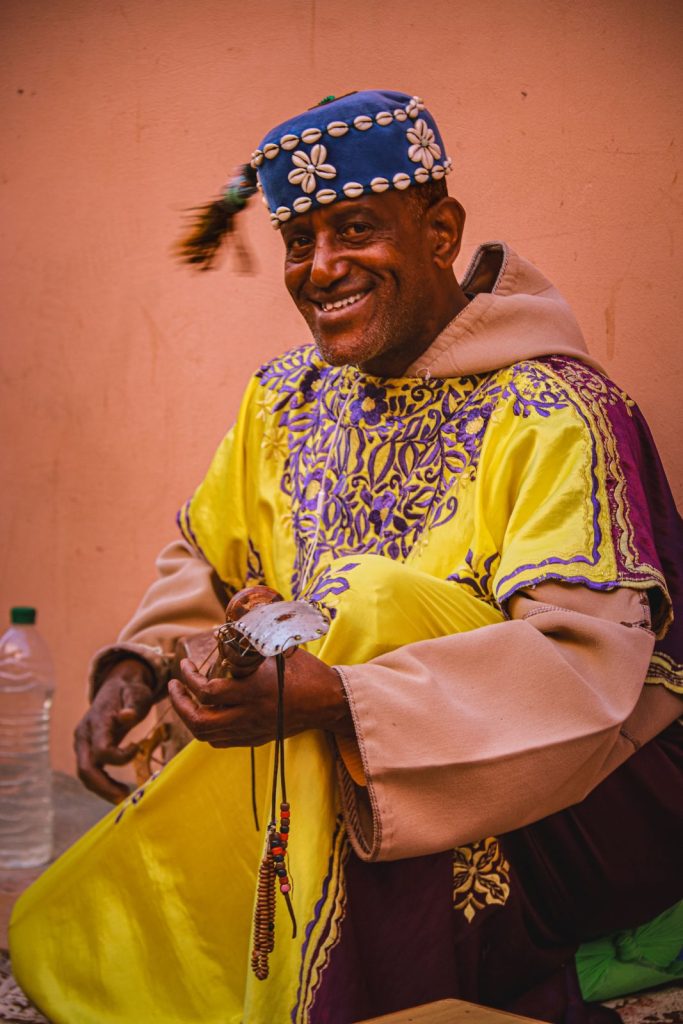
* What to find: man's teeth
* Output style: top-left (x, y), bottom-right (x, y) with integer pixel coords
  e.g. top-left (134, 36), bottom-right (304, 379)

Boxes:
top-left (321, 292), bottom-right (365, 312)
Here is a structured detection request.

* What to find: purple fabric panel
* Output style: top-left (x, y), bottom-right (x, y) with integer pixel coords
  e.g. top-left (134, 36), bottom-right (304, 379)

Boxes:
top-left (597, 387), bottom-right (683, 658)
top-left (310, 723), bottom-right (683, 1024)
top-left (308, 849), bottom-right (458, 1022)
top-left (547, 358), bottom-right (682, 658)
top-left (623, 405), bottom-right (683, 660)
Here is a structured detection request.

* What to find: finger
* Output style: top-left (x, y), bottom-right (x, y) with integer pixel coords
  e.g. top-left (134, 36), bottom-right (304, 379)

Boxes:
top-left (115, 708), bottom-right (142, 726)
top-left (168, 679), bottom-right (240, 739)
top-left (94, 742), bottom-right (140, 767)
top-left (178, 658), bottom-right (236, 706)
top-left (74, 729), bottom-right (131, 804)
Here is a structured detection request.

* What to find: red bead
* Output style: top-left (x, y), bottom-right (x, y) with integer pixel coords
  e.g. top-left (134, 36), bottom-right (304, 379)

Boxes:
top-left (271, 846), bottom-right (284, 855)
top-left (280, 809), bottom-right (290, 818)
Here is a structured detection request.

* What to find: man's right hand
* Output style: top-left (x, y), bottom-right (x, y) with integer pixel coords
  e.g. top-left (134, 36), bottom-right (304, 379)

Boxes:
top-left (74, 658), bottom-right (156, 803)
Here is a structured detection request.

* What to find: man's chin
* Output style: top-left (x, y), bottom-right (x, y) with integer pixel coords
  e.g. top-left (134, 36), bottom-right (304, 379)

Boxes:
top-left (311, 331), bottom-right (368, 369)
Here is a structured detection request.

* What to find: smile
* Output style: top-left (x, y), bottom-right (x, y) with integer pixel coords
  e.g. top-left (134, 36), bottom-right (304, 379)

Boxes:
top-left (319, 291), bottom-right (368, 313)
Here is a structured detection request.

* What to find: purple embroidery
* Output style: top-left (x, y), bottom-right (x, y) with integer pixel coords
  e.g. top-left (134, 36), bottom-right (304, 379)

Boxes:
top-left (448, 549), bottom-right (500, 605)
top-left (258, 346), bottom-right (505, 596)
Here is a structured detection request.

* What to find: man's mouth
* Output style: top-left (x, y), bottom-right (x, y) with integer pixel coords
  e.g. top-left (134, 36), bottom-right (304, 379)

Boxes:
top-left (316, 290), bottom-right (369, 313)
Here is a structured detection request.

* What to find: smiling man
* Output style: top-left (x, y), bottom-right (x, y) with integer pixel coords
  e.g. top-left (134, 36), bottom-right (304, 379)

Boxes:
top-left (11, 90), bottom-right (683, 1024)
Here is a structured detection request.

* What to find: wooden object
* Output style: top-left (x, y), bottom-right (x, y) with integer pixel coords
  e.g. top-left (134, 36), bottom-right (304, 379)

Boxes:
top-left (358, 998), bottom-right (542, 1024)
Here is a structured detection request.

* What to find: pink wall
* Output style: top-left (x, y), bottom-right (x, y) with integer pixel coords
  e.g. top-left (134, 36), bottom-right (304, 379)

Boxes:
top-left (2, 0), bottom-right (682, 774)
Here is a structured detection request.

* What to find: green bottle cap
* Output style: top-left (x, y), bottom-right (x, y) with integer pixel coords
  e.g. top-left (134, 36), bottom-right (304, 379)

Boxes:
top-left (10, 607), bottom-right (36, 625)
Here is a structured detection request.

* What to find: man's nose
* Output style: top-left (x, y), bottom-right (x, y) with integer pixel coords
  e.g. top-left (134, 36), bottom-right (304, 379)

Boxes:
top-left (309, 233), bottom-right (348, 289)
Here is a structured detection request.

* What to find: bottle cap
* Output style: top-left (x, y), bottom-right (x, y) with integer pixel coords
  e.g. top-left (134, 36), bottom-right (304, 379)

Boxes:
top-left (10, 607), bottom-right (36, 625)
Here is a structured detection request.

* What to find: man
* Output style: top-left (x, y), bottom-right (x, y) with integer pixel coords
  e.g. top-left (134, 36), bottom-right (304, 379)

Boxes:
top-left (10, 90), bottom-right (683, 1024)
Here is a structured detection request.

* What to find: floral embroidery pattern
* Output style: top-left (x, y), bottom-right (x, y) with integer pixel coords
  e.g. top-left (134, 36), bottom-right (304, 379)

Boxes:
top-left (304, 561), bottom-right (360, 620)
top-left (288, 144), bottom-right (337, 194)
top-left (406, 118), bottom-right (441, 169)
top-left (453, 837), bottom-right (511, 923)
top-left (256, 347), bottom-right (577, 599)
top-left (448, 549), bottom-right (500, 606)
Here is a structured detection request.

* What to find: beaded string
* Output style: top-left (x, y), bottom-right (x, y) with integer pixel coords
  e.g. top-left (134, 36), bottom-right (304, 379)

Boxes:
top-left (250, 651), bottom-right (297, 979)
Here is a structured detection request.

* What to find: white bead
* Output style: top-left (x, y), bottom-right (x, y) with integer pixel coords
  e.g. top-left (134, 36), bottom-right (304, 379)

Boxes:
top-left (353, 115), bottom-right (373, 131)
top-left (392, 172), bottom-right (411, 190)
top-left (375, 111), bottom-right (393, 126)
top-left (293, 196), bottom-right (312, 213)
top-left (275, 206), bottom-right (291, 221)
top-left (414, 166), bottom-right (430, 183)
top-left (301, 127), bottom-right (322, 144)
top-left (342, 181), bottom-right (364, 198)
top-left (280, 133), bottom-right (299, 150)
top-left (370, 176), bottom-right (389, 192)
top-left (327, 121), bottom-right (349, 137)
top-left (393, 109), bottom-right (408, 121)
top-left (316, 188), bottom-right (337, 204)
top-left (263, 143), bottom-right (280, 160)
top-left (431, 164), bottom-right (445, 180)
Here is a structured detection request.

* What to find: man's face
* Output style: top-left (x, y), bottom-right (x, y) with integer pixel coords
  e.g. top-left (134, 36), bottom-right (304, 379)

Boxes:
top-left (282, 191), bottom-right (445, 377)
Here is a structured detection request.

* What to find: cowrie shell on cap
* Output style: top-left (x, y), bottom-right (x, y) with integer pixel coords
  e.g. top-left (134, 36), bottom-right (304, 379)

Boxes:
top-left (414, 166), bottom-right (430, 183)
top-left (275, 206), bottom-right (291, 221)
top-left (293, 196), bottom-right (312, 213)
top-left (316, 188), bottom-right (337, 204)
top-left (353, 115), bottom-right (373, 131)
top-left (342, 181), bottom-right (364, 198)
top-left (270, 213), bottom-right (281, 228)
top-left (251, 150), bottom-right (264, 167)
top-left (375, 111), bottom-right (393, 126)
top-left (280, 134), bottom-right (299, 150)
top-left (431, 164), bottom-right (445, 180)
top-left (327, 121), bottom-right (349, 137)
top-left (263, 143), bottom-right (280, 159)
top-left (392, 172), bottom-right (411, 190)
top-left (393, 109), bottom-right (408, 121)
top-left (370, 177), bottom-right (389, 192)
top-left (301, 127), bottom-right (322, 144)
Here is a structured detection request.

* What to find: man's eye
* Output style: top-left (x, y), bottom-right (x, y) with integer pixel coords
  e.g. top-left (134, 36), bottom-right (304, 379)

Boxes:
top-left (286, 236), bottom-right (314, 255)
top-left (341, 222), bottom-right (371, 240)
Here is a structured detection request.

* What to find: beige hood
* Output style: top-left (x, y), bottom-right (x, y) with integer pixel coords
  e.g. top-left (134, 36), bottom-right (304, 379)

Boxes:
top-left (405, 242), bottom-right (605, 378)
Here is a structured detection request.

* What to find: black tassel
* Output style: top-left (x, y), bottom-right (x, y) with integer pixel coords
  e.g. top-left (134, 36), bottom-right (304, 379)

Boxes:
top-left (176, 164), bottom-right (257, 271)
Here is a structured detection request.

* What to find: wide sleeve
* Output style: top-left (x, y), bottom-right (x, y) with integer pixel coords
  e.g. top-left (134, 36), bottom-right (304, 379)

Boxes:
top-left (335, 583), bottom-right (678, 862)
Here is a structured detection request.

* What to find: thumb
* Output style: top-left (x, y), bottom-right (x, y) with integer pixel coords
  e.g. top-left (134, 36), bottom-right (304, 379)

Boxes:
top-left (115, 707), bottom-right (141, 726)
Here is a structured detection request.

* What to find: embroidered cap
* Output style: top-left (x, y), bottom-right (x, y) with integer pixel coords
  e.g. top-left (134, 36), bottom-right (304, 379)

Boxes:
top-left (177, 89), bottom-right (453, 268)
top-left (252, 90), bottom-right (452, 228)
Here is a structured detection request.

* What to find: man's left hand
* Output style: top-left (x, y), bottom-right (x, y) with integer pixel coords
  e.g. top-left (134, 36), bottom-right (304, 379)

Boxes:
top-left (168, 650), bottom-right (354, 747)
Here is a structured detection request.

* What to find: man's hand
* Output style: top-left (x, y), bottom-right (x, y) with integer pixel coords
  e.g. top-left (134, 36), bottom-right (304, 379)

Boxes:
top-left (74, 658), bottom-right (156, 803)
top-left (168, 649), bottom-right (353, 747)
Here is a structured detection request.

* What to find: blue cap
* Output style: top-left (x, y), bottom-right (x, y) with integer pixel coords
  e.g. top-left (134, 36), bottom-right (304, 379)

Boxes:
top-left (251, 90), bottom-right (452, 228)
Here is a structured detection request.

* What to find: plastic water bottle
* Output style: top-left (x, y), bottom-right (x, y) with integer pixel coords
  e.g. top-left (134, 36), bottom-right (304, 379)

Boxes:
top-left (0, 607), bottom-right (54, 867)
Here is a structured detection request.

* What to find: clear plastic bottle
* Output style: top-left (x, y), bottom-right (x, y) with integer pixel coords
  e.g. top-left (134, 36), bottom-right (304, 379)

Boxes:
top-left (0, 607), bottom-right (54, 867)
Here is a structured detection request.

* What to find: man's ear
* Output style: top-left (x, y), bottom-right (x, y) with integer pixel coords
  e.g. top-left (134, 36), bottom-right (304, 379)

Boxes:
top-left (427, 197), bottom-right (465, 269)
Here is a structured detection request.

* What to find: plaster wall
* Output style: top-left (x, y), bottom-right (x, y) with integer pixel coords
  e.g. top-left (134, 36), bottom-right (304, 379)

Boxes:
top-left (1, 0), bottom-right (681, 775)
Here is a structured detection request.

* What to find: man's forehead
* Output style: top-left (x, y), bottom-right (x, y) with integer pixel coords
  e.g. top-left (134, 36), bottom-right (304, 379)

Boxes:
top-left (280, 191), bottom-right (406, 236)
top-left (253, 89), bottom-right (452, 230)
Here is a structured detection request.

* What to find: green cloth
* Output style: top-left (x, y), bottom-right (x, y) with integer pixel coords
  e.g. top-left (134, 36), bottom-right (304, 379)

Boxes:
top-left (577, 901), bottom-right (683, 1001)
